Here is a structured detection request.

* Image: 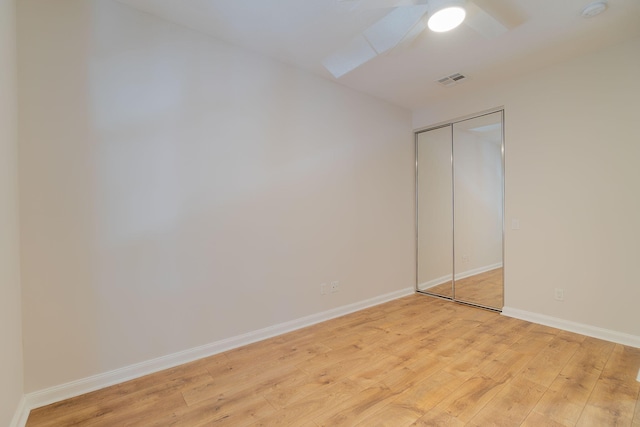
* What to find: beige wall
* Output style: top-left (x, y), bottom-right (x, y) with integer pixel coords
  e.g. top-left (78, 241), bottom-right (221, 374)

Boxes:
top-left (18, 0), bottom-right (414, 392)
top-left (0, 0), bottom-right (24, 423)
top-left (414, 36), bottom-right (640, 338)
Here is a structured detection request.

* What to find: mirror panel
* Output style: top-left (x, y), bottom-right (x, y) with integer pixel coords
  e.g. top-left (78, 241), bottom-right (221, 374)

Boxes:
top-left (416, 126), bottom-right (453, 298)
top-left (452, 111), bottom-right (504, 309)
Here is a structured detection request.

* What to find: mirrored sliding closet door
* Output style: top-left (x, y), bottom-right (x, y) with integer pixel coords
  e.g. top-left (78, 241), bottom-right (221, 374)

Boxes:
top-left (416, 110), bottom-right (504, 311)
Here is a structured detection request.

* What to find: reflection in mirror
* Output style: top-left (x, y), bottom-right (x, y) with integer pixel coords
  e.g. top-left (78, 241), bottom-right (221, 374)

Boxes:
top-left (416, 126), bottom-right (453, 298)
top-left (453, 112), bottom-right (504, 309)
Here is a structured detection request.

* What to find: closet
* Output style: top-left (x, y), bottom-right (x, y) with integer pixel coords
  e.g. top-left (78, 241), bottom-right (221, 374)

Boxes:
top-left (416, 110), bottom-right (504, 310)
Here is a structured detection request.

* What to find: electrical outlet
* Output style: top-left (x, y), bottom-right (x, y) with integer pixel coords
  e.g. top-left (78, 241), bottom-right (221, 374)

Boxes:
top-left (554, 288), bottom-right (564, 301)
top-left (330, 281), bottom-right (339, 293)
top-left (320, 283), bottom-right (327, 295)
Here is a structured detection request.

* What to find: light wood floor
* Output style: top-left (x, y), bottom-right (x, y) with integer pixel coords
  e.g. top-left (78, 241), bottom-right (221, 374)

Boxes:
top-left (423, 268), bottom-right (503, 309)
top-left (27, 295), bottom-right (640, 426)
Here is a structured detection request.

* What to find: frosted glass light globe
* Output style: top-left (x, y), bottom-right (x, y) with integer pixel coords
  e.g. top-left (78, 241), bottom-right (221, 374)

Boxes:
top-left (428, 6), bottom-right (466, 32)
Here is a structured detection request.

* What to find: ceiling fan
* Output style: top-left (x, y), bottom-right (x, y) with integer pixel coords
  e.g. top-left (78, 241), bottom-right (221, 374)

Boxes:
top-left (323, 0), bottom-right (512, 78)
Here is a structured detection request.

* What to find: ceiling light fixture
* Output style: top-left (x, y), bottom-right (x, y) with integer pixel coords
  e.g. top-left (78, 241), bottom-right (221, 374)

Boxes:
top-left (428, 0), bottom-right (467, 32)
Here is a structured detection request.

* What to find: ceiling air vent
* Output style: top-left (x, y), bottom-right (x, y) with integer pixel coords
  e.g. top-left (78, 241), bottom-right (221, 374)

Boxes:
top-left (436, 72), bottom-right (468, 87)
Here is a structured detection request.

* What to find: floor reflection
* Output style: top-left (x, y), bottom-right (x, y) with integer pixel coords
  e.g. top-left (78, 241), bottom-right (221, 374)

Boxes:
top-left (420, 268), bottom-right (503, 309)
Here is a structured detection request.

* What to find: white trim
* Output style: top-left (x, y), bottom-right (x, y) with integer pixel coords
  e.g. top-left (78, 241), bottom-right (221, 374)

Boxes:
top-left (417, 274), bottom-right (452, 290)
top-left (502, 306), bottom-right (640, 349)
top-left (24, 287), bottom-right (414, 413)
top-left (417, 263), bottom-right (502, 291)
top-left (455, 263), bottom-right (502, 281)
top-left (637, 368), bottom-right (640, 382)
top-left (9, 395), bottom-right (28, 427)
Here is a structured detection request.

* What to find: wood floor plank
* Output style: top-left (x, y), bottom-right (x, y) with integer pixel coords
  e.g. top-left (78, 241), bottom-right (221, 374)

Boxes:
top-left (102, 395), bottom-right (188, 427)
top-left (466, 377), bottom-right (546, 426)
top-left (411, 407), bottom-right (465, 426)
top-left (521, 410), bottom-right (574, 427)
top-left (518, 334), bottom-right (581, 388)
top-left (442, 348), bottom-right (493, 379)
top-left (346, 353), bottom-right (405, 388)
top-left (575, 342), bottom-right (640, 426)
top-left (182, 363), bottom-right (306, 408)
top-left (577, 402), bottom-right (635, 427)
top-left (250, 379), bottom-right (357, 426)
top-left (526, 337), bottom-right (614, 425)
top-left (599, 344), bottom-right (640, 382)
top-left (151, 391), bottom-right (276, 427)
top-left (399, 355), bottom-right (450, 388)
top-left (389, 370), bottom-right (464, 412)
top-left (313, 383), bottom-right (401, 426)
top-left (474, 348), bottom-right (536, 384)
top-left (27, 366), bottom-right (210, 427)
top-left (531, 386), bottom-right (591, 426)
top-left (633, 391), bottom-right (640, 426)
top-left (352, 402), bottom-right (422, 427)
top-left (577, 378), bottom-right (639, 426)
top-left (26, 295), bottom-right (640, 427)
top-left (434, 375), bottom-right (506, 422)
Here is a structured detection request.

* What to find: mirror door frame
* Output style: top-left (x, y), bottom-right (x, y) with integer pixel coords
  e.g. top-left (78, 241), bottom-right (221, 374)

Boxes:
top-left (415, 108), bottom-right (505, 312)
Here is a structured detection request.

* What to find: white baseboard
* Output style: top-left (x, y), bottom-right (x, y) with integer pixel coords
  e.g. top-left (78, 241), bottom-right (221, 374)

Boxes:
top-left (502, 306), bottom-right (640, 349)
top-left (417, 263), bottom-right (503, 291)
top-left (24, 287), bottom-right (414, 414)
top-left (455, 263), bottom-right (502, 281)
top-left (417, 274), bottom-right (452, 290)
top-left (9, 395), bottom-right (28, 427)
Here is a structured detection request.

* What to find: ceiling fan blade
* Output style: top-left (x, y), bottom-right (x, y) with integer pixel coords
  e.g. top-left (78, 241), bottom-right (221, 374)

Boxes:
top-left (464, 1), bottom-right (508, 39)
top-left (322, 34), bottom-right (378, 78)
top-left (394, 14), bottom-right (428, 51)
top-left (363, 4), bottom-right (430, 54)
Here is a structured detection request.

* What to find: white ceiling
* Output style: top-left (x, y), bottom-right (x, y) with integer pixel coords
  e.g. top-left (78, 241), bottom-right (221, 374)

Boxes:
top-left (115, 0), bottom-right (640, 110)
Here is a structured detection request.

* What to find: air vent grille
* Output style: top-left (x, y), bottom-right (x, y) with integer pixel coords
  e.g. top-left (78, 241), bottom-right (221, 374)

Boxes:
top-left (436, 72), bottom-right (468, 87)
